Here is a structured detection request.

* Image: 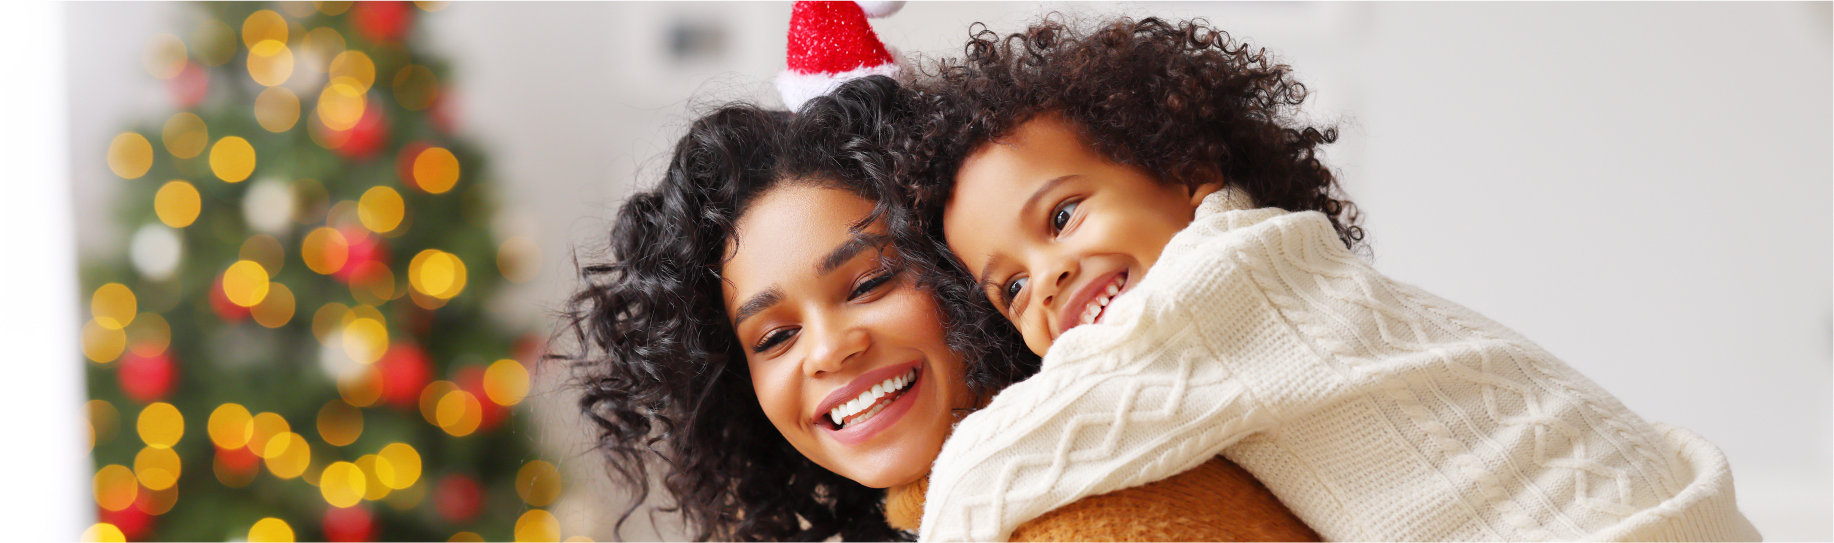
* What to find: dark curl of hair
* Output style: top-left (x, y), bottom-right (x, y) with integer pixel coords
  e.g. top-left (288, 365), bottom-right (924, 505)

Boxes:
top-left (898, 16), bottom-right (1365, 252)
top-left (560, 77), bottom-right (1037, 542)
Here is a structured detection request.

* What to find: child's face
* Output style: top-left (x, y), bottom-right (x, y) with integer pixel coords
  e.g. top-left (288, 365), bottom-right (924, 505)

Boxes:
top-left (944, 116), bottom-right (1219, 355)
top-left (722, 183), bottom-right (974, 489)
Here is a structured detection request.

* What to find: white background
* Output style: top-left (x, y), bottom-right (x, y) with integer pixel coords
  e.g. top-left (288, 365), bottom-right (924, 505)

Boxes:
top-left (19, 2), bottom-right (1830, 540)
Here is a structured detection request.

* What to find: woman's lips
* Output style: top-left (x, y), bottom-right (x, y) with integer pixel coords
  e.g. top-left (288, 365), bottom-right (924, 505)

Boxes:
top-left (819, 364), bottom-right (925, 446)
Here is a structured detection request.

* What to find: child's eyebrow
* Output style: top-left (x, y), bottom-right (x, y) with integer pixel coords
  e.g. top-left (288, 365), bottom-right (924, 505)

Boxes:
top-left (1020, 174), bottom-right (1079, 223)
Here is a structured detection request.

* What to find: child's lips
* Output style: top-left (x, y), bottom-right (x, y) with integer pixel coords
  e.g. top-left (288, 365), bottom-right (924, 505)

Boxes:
top-left (1054, 270), bottom-right (1128, 338)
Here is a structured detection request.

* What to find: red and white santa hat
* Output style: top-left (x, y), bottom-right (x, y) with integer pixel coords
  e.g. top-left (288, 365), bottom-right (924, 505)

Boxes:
top-left (777, 1), bottom-right (905, 111)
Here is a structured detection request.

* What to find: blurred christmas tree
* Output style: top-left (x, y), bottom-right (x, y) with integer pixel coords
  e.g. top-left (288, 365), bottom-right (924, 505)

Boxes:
top-left (80, 2), bottom-right (561, 541)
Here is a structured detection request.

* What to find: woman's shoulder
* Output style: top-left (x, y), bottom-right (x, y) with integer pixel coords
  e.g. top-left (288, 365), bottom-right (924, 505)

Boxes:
top-left (1008, 456), bottom-right (1320, 542)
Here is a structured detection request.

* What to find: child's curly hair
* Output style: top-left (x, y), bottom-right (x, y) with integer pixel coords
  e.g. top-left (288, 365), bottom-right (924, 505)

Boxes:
top-left (897, 16), bottom-right (1363, 250)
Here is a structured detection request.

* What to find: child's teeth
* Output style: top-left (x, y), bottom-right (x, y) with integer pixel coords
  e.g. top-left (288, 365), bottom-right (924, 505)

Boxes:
top-left (1106, 283), bottom-right (1119, 296)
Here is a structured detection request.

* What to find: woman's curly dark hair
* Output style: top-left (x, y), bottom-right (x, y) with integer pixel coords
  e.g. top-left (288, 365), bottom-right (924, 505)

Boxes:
top-left (559, 76), bottom-right (1038, 541)
top-left (897, 16), bottom-right (1364, 251)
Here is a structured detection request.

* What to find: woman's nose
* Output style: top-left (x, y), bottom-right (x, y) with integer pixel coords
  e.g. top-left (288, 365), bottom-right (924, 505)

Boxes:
top-left (803, 324), bottom-right (869, 378)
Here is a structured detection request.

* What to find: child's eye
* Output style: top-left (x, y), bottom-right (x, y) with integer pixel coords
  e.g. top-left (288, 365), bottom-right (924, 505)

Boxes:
top-left (753, 327), bottom-right (796, 354)
top-left (850, 269), bottom-right (897, 300)
top-left (1051, 200), bottom-right (1079, 232)
top-left (1003, 276), bottom-right (1028, 305)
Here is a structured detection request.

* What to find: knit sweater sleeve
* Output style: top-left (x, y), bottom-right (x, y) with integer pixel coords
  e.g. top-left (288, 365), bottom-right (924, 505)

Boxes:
top-left (918, 192), bottom-right (1759, 542)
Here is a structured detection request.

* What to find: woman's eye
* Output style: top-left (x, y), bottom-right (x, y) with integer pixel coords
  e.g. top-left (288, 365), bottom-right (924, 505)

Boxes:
top-left (849, 270), bottom-right (897, 300)
top-left (753, 328), bottom-right (796, 354)
top-left (1003, 276), bottom-right (1028, 304)
top-left (1051, 200), bottom-right (1079, 232)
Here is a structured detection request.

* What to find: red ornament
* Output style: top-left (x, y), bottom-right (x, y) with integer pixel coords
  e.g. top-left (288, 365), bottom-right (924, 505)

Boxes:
top-left (209, 274), bottom-right (250, 322)
top-left (323, 504), bottom-right (376, 542)
top-left (434, 474), bottom-right (483, 523)
top-left (395, 141), bottom-right (431, 191)
top-left (332, 229), bottom-right (388, 284)
top-left (330, 100), bottom-right (389, 161)
top-left (378, 341), bottom-right (432, 410)
top-left (99, 503), bottom-right (154, 541)
top-left (455, 366), bottom-right (506, 432)
top-left (167, 62), bottom-right (209, 109)
top-left (351, 1), bottom-right (416, 43)
top-left (119, 350), bottom-right (177, 404)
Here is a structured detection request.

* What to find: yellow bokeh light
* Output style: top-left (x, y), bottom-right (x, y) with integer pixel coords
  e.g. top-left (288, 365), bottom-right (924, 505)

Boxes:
top-left (240, 234), bottom-right (285, 274)
top-left (82, 320), bottom-right (128, 363)
top-left (316, 1), bottom-right (353, 16)
top-left (143, 33), bottom-right (187, 80)
top-left (302, 227), bottom-right (350, 276)
top-left (358, 186), bottom-right (405, 233)
top-left (136, 484), bottom-right (178, 516)
top-left (320, 461), bottom-right (366, 508)
top-left (317, 400), bottom-right (363, 447)
top-left (265, 432), bottom-right (311, 479)
top-left (161, 112), bottom-right (208, 159)
top-left (484, 359), bottom-right (531, 406)
top-left (516, 460), bottom-right (562, 507)
top-left (338, 364), bottom-right (384, 408)
top-left (448, 532), bottom-right (484, 542)
top-left (377, 443), bottom-right (422, 489)
top-left (348, 262), bottom-right (397, 306)
top-left (247, 412), bottom-right (291, 458)
top-left (208, 403), bottom-right (254, 449)
top-left (412, 147), bottom-right (460, 194)
top-left (436, 389), bottom-right (483, 437)
top-left (94, 465), bottom-right (138, 512)
top-left (108, 133), bottom-right (153, 179)
top-left (344, 304), bottom-right (387, 330)
top-left (88, 400), bottom-right (120, 445)
top-left (192, 19), bottom-right (236, 67)
top-left (91, 283), bottom-right (137, 330)
top-left (82, 523), bottom-right (126, 543)
top-left (498, 236), bottom-right (542, 284)
top-left (418, 381), bottom-right (459, 427)
top-left (317, 82), bottom-right (367, 132)
top-left (515, 509), bottom-right (561, 543)
top-left (127, 313), bottom-right (172, 357)
top-left (154, 180), bottom-right (201, 228)
top-left (392, 65), bottom-right (439, 111)
top-left (356, 454), bottom-right (394, 501)
top-left (312, 302), bottom-right (349, 344)
top-left (251, 282), bottom-right (296, 328)
top-left (409, 249), bottom-right (468, 300)
top-left (248, 517), bottom-right (295, 543)
top-left (303, 27), bottom-right (345, 68)
top-left (415, 1), bottom-right (450, 12)
top-left (222, 260), bottom-right (271, 307)
top-left (241, 10), bottom-right (288, 47)
top-left (248, 39), bottom-right (294, 87)
top-left (209, 136), bottom-right (257, 183)
top-left (341, 317), bottom-right (389, 365)
top-left (134, 445), bottom-right (182, 490)
top-left (137, 402), bottom-right (184, 449)
top-left (328, 51), bottom-right (377, 93)
top-left (255, 86), bottom-right (301, 132)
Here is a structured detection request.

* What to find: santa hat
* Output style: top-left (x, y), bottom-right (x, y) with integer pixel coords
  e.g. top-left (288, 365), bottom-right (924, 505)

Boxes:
top-left (777, 1), bottom-right (905, 112)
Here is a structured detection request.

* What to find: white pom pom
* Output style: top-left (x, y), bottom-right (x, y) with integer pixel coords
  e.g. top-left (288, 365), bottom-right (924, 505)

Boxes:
top-left (855, 1), bottom-right (904, 18)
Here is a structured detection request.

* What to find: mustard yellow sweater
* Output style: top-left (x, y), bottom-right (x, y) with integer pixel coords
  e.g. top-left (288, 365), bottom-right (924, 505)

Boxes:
top-left (885, 456), bottom-right (1318, 542)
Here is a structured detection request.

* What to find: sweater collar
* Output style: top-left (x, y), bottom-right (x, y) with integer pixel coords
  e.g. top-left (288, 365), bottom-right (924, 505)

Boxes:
top-left (883, 476), bottom-right (930, 532)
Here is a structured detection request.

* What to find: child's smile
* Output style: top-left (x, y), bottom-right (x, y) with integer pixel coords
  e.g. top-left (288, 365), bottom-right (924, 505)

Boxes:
top-left (942, 115), bottom-right (1221, 355)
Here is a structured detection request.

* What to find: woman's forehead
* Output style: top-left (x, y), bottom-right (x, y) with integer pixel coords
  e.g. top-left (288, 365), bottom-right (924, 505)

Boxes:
top-left (721, 185), bottom-right (881, 298)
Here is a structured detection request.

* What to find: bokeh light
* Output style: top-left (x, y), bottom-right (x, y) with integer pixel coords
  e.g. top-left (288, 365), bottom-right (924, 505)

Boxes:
top-left (154, 180), bottom-right (201, 228)
top-left (338, 364), bottom-right (384, 407)
top-left (241, 10), bottom-right (288, 47)
top-left (409, 249), bottom-right (467, 299)
top-left (356, 454), bottom-right (394, 501)
top-left (108, 133), bottom-right (153, 179)
top-left (412, 147), bottom-right (460, 193)
top-left (247, 411), bottom-right (290, 458)
top-left (247, 40), bottom-right (294, 87)
top-left (435, 389), bottom-right (482, 437)
top-left (209, 136), bottom-right (257, 183)
top-left (483, 359), bottom-right (530, 406)
top-left (303, 27), bottom-right (346, 67)
top-left (317, 1), bottom-right (353, 16)
top-left (255, 86), bottom-right (301, 132)
top-left (392, 65), bottom-right (438, 110)
top-left (342, 317), bottom-right (388, 365)
top-left (93, 465), bottom-right (138, 511)
top-left (91, 283), bottom-right (137, 330)
top-left (191, 19), bottom-right (236, 67)
top-left (87, 400), bottom-right (120, 446)
top-left (240, 234), bottom-right (285, 273)
top-left (377, 443), bottom-right (422, 489)
top-left (449, 532), bottom-right (483, 542)
top-left (317, 399), bottom-right (363, 446)
top-left (143, 33), bottom-right (187, 79)
top-left (222, 260), bottom-right (271, 307)
top-left (82, 320), bottom-right (128, 363)
top-left (302, 227), bottom-right (350, 275)
top-left (328, 50), bottom-right (377, 93)
top-left (208, 403), bottom-right (254, 449)
top-left (320, 461), bottom-right (366, 508)
top-left (160, 112), bottom-right (208, 159)
top-left (251, 282), bottom-right (296, 328)
top-left (130, 224), bottom-right (184, 281)
top-left (498, 236), bottom-right (542, 283)
top-left (515, 509), bottom-right (560, 542)
top-left (137, 402), bottom-right (184, 448)
top-left (134, 445), bottom-right (182, 490)
top-left (243, 178), bottom-right (298, 235)
top-left (317, 82), bottom-right (367, 132)
top-left (312, 302), bottom-right (349, 344)
top-left (137, 484), bottom-right (179, 516)
top-left (515, 460), bottom-right (561, 506)
top-left (81, 523), bottom-right (126, 543)
top-left (127, 313), bottom-right (172, 356)
top-left (418, 381), bottom-right (458, 427)
top-left (248, 517), bottom-right (295, 543)
top-left (348, 261), bottom-right (397, 306)
top-left (264, 432), bottom-right (311, 479)
top-left (358, 185), bottom-right (405, 233)
top-left (415, 1), bottom-right (449, 12)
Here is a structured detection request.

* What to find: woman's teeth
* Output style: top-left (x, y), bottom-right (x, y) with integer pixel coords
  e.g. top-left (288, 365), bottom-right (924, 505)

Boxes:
top-left (830, 368), bottom-right (917, 430)
top-left (1079, 278), bottom-right (1124, 326)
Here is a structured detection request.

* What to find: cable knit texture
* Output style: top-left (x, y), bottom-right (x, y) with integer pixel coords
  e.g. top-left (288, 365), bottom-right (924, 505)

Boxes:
top-left (917, 191), bottom-right (1760, 542)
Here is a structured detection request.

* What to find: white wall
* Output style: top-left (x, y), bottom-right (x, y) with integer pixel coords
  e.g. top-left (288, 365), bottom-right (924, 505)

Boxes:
top-left (64, 2), bottom-right (1831, 540)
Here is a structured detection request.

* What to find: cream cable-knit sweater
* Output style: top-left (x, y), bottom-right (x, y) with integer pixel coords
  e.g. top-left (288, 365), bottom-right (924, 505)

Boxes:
top-left (919, 191), bottom-right (1759, 541)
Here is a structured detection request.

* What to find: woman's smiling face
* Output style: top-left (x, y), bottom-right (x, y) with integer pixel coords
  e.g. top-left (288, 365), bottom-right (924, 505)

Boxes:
top-left (721, 183), bottom-right (971, 489)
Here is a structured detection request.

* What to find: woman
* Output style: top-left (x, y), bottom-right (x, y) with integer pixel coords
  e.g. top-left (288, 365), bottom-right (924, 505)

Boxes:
top-left (562, 77), bottom-right (1316, 541)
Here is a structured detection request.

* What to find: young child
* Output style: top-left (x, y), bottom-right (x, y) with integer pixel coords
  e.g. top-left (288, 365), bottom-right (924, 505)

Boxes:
top-left (893, 17), bottom-right (1760, 542)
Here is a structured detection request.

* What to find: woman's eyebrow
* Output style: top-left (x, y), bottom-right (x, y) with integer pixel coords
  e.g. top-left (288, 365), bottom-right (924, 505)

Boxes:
top-left (817, 232), bottom-right (890, 276)
top-left (732, 286), bottom-right (783, 328)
